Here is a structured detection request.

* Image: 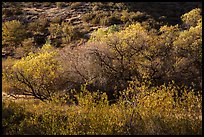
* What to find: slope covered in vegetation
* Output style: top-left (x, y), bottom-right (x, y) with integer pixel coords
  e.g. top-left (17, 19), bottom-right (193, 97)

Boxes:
top-left (2, 2), bottom-right (202, 135)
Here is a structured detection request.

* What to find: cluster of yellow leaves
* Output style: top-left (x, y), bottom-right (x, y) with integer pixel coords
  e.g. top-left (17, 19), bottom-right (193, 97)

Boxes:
top-left (181, 8), bottom-right (202, 28)
top-left (3, 43), bottom-right (63, 99)
top-left (13, 43), bottom-right (60, 81)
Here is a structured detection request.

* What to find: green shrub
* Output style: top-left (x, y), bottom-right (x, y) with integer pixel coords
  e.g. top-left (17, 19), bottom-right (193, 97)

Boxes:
top-left (121, 10), bottom-right (129, 23)
top-left (87, 8), bottom-right (202, 92)
top-left (42, 2), bottom-right (51, 7)
top-left (2, 101), bottom-right (33, 135)
top-left (48, 23), bottom-right (62, 39)
top-left (48, 23), bottom-right (62, 47)
top-left (2, 57), bottom-right (18, 94)
top-left (2, 8), bottom-right (13, 17)
top-left (129, 11), bottom-right (148, 22)
top-left (91, 17), bottom-right (100, 25)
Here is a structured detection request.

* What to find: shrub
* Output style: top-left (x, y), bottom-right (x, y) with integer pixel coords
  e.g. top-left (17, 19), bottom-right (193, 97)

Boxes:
top-left (3, 42), bottom-right (63, 101)
top-left (28, 18), bottom-right (49, 36)
top-left (2, 81), bottom-right (202, 135)
top-left (2, 20), bottom-right (27, 48)
top-left (42, 2), bottom-right (51, 7)
top-left (48, 23), bottom-right (62, 39)
top-left (173, 13), bottom-right (202, 89)
top-left (2, 6), bottom-right (23, 17)
top-left (2, 101), bottom-right (33, 135)
top-left (99, 16), bottom-right (110, 26)
top-left (91, 17), bottom-right (100, 25)
top-left (61, 22), bottom-right (81, 44)
top-left (121, 10), bottom-right (129, 23)
top-left (181, 8), bottom-right (201, 29)
top-left (81, 13), bottom-right (95, 23)
top-left (108, 12), bottom-right (122, 25)
top-left (48, 23), bottom-right (62, 47)
top-left (107, 24), bottom-right (121, 33)
top-left (70, 2), bottom-right (82, 9)
top-left (14, 38), bottom-right (37, 58)
top-left (2, 57), bottom-right (18, 94)
top-left (2, 8), bottom-right (14, 17)
top-left (120, 80), bottom-right (202, 135)
top-left (56, 2), bottom-right (66, 8)
top-left (88, 23), bottom-right (153, 91)
top-left (129, 11), bottom-right (148, 22)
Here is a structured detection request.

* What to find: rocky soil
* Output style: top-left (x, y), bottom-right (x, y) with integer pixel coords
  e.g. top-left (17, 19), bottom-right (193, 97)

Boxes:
top-left (3, 2), bottom-right (107, 33)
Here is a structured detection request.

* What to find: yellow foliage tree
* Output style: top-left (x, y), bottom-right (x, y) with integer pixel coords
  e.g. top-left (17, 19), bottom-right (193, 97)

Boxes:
top-left (181, 8), bottom-right (202, 29)
top-left (173, 10), bottom-right (202, 88)
top-left (3, 42), bottom-right (63, 101)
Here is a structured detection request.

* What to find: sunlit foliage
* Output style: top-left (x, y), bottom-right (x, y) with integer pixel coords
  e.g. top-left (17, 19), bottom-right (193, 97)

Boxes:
top-left (181, 8), bottom-right (202, 28)
top-left (2, 81), bottom-right (202, 135)
top-left (2, 7), bottom-right (202, 135)
top-left (3, 43), bottom-right (62, 101)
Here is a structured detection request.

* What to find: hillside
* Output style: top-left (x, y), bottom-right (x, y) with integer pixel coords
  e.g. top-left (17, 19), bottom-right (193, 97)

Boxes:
top-left (2, 2), bottom-right (202, 24)
top-left (2, 2), bottom-right (202, 135)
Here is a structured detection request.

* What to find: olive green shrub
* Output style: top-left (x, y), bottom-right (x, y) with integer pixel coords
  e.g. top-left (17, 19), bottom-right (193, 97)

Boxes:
top-left (2, 20), bottom-right (27, 48)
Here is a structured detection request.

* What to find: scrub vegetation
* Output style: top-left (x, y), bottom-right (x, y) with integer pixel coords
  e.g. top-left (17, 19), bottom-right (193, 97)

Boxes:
top-left (2, 2), bottom-right (202, 135)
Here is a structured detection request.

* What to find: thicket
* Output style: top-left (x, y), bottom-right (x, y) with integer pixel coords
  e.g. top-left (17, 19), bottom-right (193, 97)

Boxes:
top-left (2, 82), bottom-right (202, 135)
top-left (2, 6), bottom-right (202, 135)
top-left (3, 8), bottom-right (202, 99)
top-left (72, 8), bottom-right (201, 95)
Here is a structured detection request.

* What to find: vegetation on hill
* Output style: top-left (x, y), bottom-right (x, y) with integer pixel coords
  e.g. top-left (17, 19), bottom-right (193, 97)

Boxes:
top-left (2, 2), bottom-right (202, 135)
